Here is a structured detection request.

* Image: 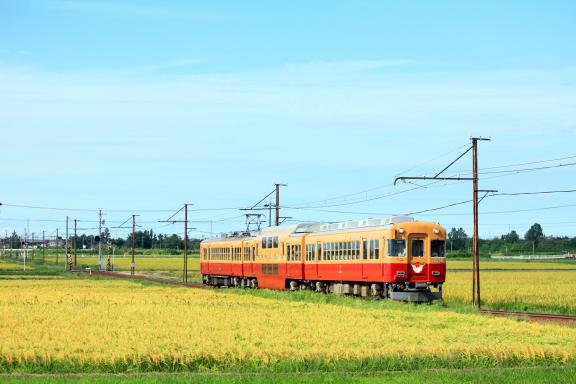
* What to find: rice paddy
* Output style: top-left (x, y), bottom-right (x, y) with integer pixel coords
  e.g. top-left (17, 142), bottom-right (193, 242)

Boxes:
top-left (0, 278), bottom-right (574, 374)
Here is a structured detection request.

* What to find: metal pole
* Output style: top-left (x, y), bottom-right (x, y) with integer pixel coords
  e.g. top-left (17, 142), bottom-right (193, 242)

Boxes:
top-left (74, 220), bottom-right (78, 269)
top-left (184, 203), bottom-right (188, 283)
top-left (268, 203), bottom-right (272, 227)
top-left (131, 215), bottom-right (135, 276)
top-left (42, 230), bottom-right (45, 263)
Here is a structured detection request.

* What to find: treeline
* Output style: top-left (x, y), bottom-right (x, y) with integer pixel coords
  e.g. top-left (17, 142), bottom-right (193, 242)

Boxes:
top-left (2, 229), bottom-right (202, 251)
top-left (447, 223), bottom-right (576, 256)
top-left (3, 222), bottom-right (575, 256)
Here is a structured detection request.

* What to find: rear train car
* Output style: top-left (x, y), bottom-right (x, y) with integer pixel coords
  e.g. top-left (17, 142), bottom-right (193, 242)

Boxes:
top-left (200, 216), bottom-right (446, 302)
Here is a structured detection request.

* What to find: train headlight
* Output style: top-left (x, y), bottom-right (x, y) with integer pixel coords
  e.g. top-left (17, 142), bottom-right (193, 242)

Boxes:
top-left (433, 228), bottom-right (440, 234)
top-left (398, 228), bottom-right (405, 234)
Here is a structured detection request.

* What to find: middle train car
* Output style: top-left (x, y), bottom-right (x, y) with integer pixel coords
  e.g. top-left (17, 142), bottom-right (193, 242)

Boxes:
top-left (200, 216), bottom-right (446, 301)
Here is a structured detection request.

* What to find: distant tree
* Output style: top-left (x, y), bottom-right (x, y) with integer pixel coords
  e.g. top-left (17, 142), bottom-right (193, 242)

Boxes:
top-left (502, 230), bottom-right (520, 243)
top-left (10, 231), bottom-right (21, 249)
top-left (101, 228), bottom-right (111, 244)
top-left (447, 227), bottom-right (468, 251)
top-left (525, 223), bottom-right (544, 247)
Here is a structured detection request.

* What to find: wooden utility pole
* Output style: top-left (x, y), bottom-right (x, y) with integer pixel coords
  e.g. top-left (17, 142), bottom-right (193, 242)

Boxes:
top-left (471, 137), bottom-right (491, 307)
top-left (42, 230), bottom-right (45, 263)
top-left (73, 220), bottom-right (78, 269)
top-left (56, 228), bottom-right (59, 265)
top-left (394, 137), bottom-right (492, 308)
top-left (274, 183), bottom-right (287, 226)
top-left (65, 216), bottom-right (69, 271)
top-left (158, 205), bottom-right (193, 283)
top-left (98, 210), bottom-right (103, 271)
top-left (184, 203), bottom-right (188, 283)
top-left (131, 215), bottom-right (136, 276)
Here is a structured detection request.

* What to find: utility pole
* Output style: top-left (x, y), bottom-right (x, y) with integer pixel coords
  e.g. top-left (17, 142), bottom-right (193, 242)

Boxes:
top-left (74, 219), bottom-right (78, 269)
top-left (158, 205), bottom-right (193, 282)
top-left (394, 137), bottom-right (493, 308)
top-left (98, 210), bottom-right (103, 271)
top-left (274, 183), bottom-right (287, 226)
top-left (471, 137), bottom-right (491, 307)
top-left (184, 203), bottom-right (188, 283)
top-left (42, 230), bottom-right (45, 263)
top-left (265, 203), bottom-right (272, 227)
top-left (65, 216), bottom-right (69, 271)
top-left (131, 215), bottom-right (136, 276)
top-left (56, 228), bottom-right (59, 265)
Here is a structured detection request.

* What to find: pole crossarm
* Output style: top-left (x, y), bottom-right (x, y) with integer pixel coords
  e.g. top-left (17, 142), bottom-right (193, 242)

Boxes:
top-left (394, 176), bottom-right (473, 185)
top-left (477, 189), bottom-right (498, 204)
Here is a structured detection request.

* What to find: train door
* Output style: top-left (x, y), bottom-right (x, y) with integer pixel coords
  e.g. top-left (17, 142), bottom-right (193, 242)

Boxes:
top-left (251, 245), bottom-right (256, 275)
top-left (361, 237), bottom-right (369, 279)
top-left (407, 234), bottom-right (426, 280)
top-left (315, 241), bottom-right (322, 277)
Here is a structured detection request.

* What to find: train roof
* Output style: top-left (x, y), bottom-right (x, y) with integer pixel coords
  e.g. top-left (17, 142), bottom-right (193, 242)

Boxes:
top-left (201, 215), bottom-right (420, 243)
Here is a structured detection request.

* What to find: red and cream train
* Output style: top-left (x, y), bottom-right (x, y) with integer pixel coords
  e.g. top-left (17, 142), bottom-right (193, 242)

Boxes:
top-left (200, 216), bottom-right (446, 302)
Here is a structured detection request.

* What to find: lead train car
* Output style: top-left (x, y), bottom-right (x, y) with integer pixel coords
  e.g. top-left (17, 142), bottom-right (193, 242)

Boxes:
top-left (200, 216), bottom-right (446, 302)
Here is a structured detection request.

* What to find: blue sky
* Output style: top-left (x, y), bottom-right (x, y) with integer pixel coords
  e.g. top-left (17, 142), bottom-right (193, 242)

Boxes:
top-left (1, 0), bottom-right (575, 240)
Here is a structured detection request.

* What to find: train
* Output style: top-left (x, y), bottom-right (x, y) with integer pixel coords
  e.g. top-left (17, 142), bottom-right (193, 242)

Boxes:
top-left (200, 216), bottom-right (446, 302)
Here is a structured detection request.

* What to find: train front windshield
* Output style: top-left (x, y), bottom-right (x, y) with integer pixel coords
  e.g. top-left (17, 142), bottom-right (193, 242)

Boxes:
top-left (431, 240), bottom-right (445, 257)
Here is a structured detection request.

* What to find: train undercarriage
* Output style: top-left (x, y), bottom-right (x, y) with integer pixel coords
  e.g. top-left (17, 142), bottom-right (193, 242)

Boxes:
top-left (202, 275), bottom-right (442, 302)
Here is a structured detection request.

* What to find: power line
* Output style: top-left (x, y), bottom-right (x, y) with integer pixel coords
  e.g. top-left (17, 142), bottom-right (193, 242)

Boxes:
top-left (1, 203), bottom-right (178, 213)
top-left (421, 203), bottom-right (576, 216)
top-left (453, 154), bottom-right (576, 174)
top-left (490, 189), bottom-right (576, 196)
top-left (407, 200), bottom-right (472, 215)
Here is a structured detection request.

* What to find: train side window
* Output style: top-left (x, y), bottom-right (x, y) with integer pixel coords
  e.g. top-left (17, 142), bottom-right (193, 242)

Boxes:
top-left (318, 243), bottom-right (322, 260)
top-left (273, 237), bottom-right (278, 248)
top-left (262, 238), bottom-right (267, 249)
top-left (347, 241), bottom-right (351, 260)
top-left (388, 240), bottom-right (406, 257)
top-left (287, 244), bottom-right (291, 261)
top-left (363, 240), bottom-right (368, 260)
top-left (311, 244), bottom-right (316, 261)
top-left (369, 240), bottom-right (374, 259)
top-left (412, 239), bottom-right (424, 257)
top-left (337, 242), bottom-right (342, 260)
top-left (374, 240), bottom-right (380, 259)
top-left (356, 241), bottom-right (361, 259)
top-left (267, 237), bottom-right (273, 248)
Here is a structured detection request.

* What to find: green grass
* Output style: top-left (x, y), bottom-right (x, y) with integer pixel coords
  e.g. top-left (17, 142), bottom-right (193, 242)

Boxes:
top-left (1, 365), bottom-right (574, 383)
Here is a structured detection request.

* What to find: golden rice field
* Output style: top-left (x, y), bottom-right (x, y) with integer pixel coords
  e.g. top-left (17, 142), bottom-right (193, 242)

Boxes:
top-left (447, 259), bottom-right (576, 270)
top-left (0, 279), bottom-right (574, 373)
top-left (0, 259), bottom-right (32, 271)
top-left (444, 271), bottom-right (576, 314)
